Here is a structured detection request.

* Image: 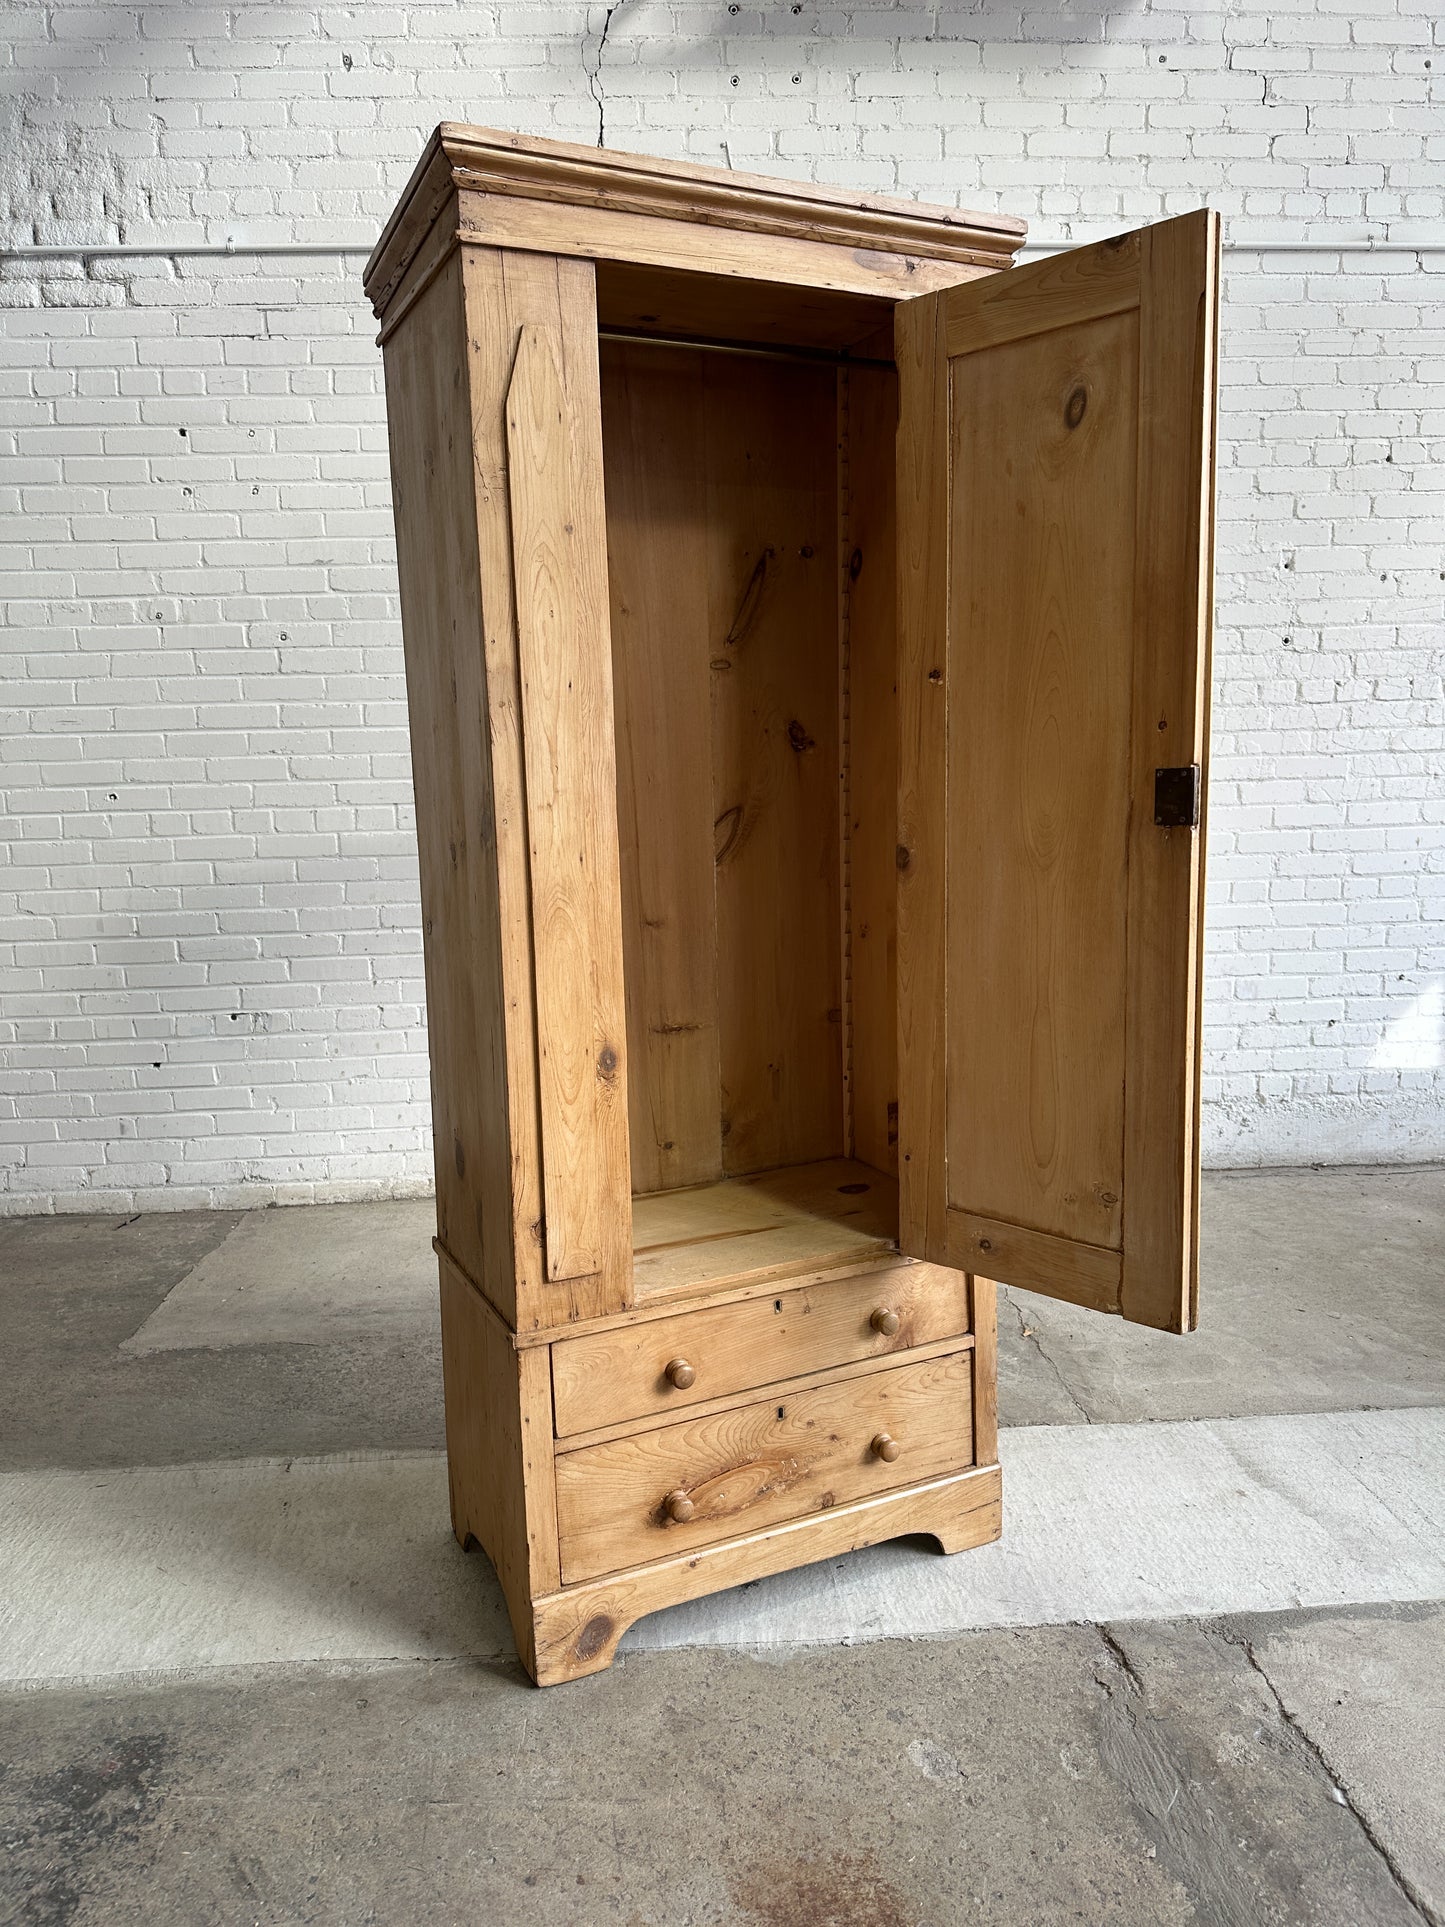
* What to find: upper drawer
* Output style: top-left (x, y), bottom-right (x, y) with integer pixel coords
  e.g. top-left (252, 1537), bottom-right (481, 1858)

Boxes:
top-left (551, 1260), bottom-right (969, 1437)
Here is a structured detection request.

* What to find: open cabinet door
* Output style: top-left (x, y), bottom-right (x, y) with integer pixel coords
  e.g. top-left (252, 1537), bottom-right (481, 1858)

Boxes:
top-left (895, 211), bottom-right (1219, 1333)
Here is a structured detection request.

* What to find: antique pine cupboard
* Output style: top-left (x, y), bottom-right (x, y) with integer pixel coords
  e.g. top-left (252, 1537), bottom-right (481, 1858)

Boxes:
top-left (364, 124), bottom-right (1219, 1686)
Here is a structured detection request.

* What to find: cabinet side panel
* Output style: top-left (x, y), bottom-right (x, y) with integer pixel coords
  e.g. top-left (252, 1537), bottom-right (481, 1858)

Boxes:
top-left (462, 247), bottom-right (634, 1327)
top-left (438, 1251), bottom-right (560, 1678)
top-left (383, 250), bottom-right (517, 1322)
top-left (846, 364), bottom-right (900, 1177)
top-left (601, 342), bottom-right (724, 1195)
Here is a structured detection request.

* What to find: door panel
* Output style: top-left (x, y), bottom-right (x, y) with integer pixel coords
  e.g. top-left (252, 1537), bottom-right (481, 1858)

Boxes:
top-left (895, 212), bottom-right (1219, 1333)
top-left (947, 307), bottom-right (1136, 1256)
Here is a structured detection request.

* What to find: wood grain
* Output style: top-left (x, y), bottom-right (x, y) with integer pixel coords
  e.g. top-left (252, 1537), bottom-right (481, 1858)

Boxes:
top-left (894, 289), bottom-right (951, 1264)
top-left (552, 1258), bottom-right (971, 1436)
top-left (555, 1349), bottom-right (974, 1583)
top-left (460, 247), bottom-right (633, 1329)
top-left (845, 363), bottom-right (901, 1176)
top-left (602, 341), bottom-right (846, 1188)
top-left (944, 229), bottom-right (1141, 360)
top-left (1121, 210), bottom-right (1219, 1334)
top-left (382, 249), bottom-right (518, 1321)
top-left (896, 213), bottom-right (1216, 1334)
top-left (946, 307), bottom-right (1137, 1253)
top-left (438, 1246), bottom-right (559, 1678)
top-left (631, 1156), bottom-right (898, 1300)
top-left (507, 320), bottom-right (633, 1290)
top-left (705, 353), bottom-right (844, 1175)
top-left (595, 260), bottom-right (895, 356)
top-left (556, 1330), bottom-right (975, 1454)
top-left (946, 1209), bottom-right (1122, 1311)
top-left (600, 341), bottom-right (722, 1194)
top-left (970, 1275), bottom-right (999, 1467)
top-left (530, 1463), bottom-right (1003, 1685)
top-left (367, 122), bottom-right (1023, 319)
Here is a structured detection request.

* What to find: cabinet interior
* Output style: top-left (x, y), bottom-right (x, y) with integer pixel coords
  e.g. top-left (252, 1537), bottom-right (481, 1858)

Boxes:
top-left (596, 268), bottom-right (903, 1301)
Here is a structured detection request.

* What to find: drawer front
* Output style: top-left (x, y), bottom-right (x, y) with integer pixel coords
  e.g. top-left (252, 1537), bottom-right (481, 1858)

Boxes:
top-left (551, 1261), bottom-right (970, 1437)
top-left (555, 1350), bottom-right (974, 1584)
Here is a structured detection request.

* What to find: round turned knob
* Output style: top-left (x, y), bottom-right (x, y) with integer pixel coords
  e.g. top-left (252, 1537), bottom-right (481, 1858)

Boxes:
top-left (870, 1307), bottom-right (901, 1337)
top-left (665, 1358), bottom-right (696, 1390)
top-left (665, 1489), bottom-right (695, 1524)
top-left (871, 1432), bottom-right (902, 1464)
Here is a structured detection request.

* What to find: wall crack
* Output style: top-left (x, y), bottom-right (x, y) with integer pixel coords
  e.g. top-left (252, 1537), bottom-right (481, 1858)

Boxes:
top-left (585, 2), bottom-right (631, 148)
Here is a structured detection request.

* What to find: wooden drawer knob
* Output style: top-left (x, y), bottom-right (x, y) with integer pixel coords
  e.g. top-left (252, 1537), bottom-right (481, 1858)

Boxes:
top-left (665, 1489), bottom-right (695, 1524)
top-left (870, 1307), bottom-right (901, 1337)
top-left (871, 1432), bottom-right (902, 1464)
top-left (665, 1358), bottom-right (696, 1390)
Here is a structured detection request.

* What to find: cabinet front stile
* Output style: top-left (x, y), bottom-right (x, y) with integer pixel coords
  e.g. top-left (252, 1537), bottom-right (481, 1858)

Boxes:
top-left (461, 246), bottom-right (635, 1329)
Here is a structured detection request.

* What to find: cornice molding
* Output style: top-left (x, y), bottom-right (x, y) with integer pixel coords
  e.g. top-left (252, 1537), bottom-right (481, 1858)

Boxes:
top-left (364, 123), bottom-right (1027, 317)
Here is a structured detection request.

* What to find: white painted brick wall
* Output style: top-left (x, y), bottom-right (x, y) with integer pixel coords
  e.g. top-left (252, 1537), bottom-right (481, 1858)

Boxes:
top-left (1, 0), bottom-right (1442, 1210)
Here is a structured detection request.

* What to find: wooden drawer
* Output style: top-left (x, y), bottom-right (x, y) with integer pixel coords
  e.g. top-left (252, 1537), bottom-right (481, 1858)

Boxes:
top-left (551, 1261), bottom-right (970, 1438)
top-left (555, 1349), bottom-right (974, 1584)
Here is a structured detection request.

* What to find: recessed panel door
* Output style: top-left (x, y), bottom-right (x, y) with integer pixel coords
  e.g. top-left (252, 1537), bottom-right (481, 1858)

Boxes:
top-left (895, 213), bottom-right (1220, 1332)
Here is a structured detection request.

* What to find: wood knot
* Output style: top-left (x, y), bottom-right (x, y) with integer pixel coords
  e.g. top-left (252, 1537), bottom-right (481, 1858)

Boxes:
top-left (597, 1044), bottom-right (619, 1081)
top-left (787, 719), bottom-right (816, 753)
top-left (928, 667), bottom-right (942, 684)
top-left (714, 803), bottom-right (744, 865)
top-left (1065, 384), bottom-right (1088, 430)
top-left (573, 1614), bottom-right (614, 1663)
top-left (849, 547), bottom-right (863, 582)
top-left (896, 844), bottom-right (911, 872)
top-left (725, 547), bottom-right (774, 647)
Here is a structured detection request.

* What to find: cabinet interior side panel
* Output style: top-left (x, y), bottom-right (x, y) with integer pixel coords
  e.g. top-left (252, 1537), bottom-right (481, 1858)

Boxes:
top-left (602, 342), bottom-right (845, 1192)
top-left (704, 354), bottom-right (844, 1176)
top-left (601, 341), bottom-right (724, 1194)
top-left (846, 364), bottom-right (901, 1177)
top-left (383, 251), bottom-right (515, 1318)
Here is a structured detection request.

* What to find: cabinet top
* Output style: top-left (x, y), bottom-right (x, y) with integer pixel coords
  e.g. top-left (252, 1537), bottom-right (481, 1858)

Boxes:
top-left (364, 121), bottom-right (1027, 319)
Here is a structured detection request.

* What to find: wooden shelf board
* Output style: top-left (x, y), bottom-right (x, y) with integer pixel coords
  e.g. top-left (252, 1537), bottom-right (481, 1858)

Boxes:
top-left (631, 1156), bottom-right (899, 1302)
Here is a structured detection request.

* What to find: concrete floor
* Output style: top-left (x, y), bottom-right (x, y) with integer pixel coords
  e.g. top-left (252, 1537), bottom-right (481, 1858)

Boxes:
top-left (1, 1165), bottom-right (1442, 1924)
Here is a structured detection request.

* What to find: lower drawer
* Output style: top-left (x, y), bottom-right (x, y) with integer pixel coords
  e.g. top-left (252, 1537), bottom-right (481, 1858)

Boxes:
top-left (554, 1350), bottom-right (974, 1584)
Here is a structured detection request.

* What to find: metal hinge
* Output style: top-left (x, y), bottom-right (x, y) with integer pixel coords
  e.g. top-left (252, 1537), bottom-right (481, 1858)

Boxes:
top-left (1154, 764), bottom-right (1201, 828)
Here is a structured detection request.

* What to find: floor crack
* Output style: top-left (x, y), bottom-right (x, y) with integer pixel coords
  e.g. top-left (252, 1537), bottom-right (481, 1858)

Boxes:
top-left (1005, 1286), bottom-right (1093, 1424)
top-left (1098, 1622), bottom-right (1146, 1694)
top-left (1219, 1624), bottom-right (1441, 1926)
